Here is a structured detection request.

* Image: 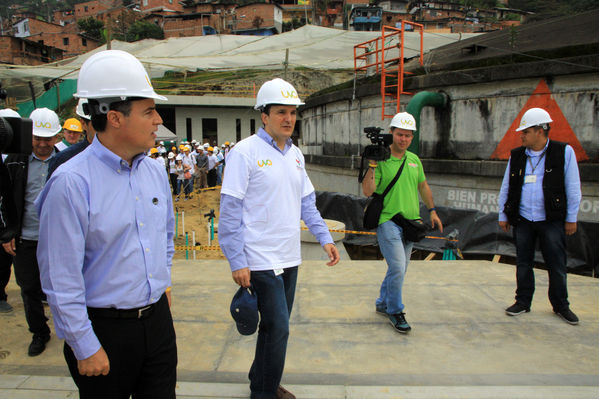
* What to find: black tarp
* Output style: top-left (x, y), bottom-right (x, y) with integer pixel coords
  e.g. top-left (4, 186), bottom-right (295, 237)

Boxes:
top-left (315, 191), bottom-right (598, 276)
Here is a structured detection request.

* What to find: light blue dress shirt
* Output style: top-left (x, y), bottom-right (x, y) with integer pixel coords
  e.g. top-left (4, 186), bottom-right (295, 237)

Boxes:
top-left (498, 140), bottom-right (581, 223)
top-left (35, 136), bottom-right (175, 360)
top-left (219, 128), bottom-right (334, 271)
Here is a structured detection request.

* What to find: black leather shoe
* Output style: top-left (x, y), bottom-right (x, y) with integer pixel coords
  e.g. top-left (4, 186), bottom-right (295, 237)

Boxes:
top-left (555, 308), bottom-right (579, 325)
top-left (505, 302), bottom-right (530, 316)
top-left (28, 335), bottom-right (50, 357)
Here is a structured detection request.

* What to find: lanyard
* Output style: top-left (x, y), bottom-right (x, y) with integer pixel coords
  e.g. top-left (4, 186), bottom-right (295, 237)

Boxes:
top-left (527, 146), bottom-right (548, 174)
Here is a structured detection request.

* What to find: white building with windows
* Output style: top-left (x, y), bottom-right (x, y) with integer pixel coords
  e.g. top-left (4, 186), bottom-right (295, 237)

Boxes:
top-left (156, 96), bottom-right (262, 146)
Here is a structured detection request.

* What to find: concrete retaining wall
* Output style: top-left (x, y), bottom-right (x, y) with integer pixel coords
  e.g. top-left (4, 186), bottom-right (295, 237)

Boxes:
top-left (300, 62), bottom-right (599, 222)
top-left (301, 72), bottom-right (599, 160)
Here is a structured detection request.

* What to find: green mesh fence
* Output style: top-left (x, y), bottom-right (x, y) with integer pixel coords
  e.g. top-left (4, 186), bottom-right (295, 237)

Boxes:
top-left (16, 79), bottom-right (77, 117)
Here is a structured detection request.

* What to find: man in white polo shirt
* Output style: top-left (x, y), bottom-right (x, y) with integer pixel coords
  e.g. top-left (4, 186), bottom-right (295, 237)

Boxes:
top-left (219, 78), bottom-right (340, 399)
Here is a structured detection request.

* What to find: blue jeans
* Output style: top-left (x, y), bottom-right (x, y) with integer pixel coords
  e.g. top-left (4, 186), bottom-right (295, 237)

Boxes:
top-left (513, 218), bottom-right (569, 312)
top-left (216, 165), bottom-right (223, 185)
top-left (249, 266), bottom-right (298, 399)
top-left (376, 221), bottom-right (414, 315)
top-left (184, 178), bottom-right (193, 195)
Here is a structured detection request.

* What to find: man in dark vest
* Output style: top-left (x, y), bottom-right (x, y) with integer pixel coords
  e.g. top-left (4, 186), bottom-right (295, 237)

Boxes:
top-left (498, 107), bottom-right (582, 325)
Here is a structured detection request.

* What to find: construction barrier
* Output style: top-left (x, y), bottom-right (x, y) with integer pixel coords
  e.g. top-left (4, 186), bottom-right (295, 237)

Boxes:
top-left (173, 227), bottom-right (458, 251)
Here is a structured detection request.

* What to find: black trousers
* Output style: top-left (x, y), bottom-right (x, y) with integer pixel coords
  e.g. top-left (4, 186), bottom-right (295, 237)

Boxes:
top-left (64, 293), bottom-right (178, 399)
top-left (13, 239), bottom-right (50, 337)
top-left (0, 249), bottom-right (12, 301)
top-left (169, 173), bottom-right (178, 194)
top-left (207, 169), bottom-right (217, 187)
top-left (513, 219), bottom-right (569, 311)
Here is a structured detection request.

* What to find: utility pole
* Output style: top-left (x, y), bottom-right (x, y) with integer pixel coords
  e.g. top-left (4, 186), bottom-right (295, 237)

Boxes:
top-left (106, 18), bottom-right (112, 50)
top-left (283, 48), bottom-right (289, 80)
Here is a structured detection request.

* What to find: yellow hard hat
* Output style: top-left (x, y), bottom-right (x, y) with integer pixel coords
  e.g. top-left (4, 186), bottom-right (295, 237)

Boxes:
top-left (62, 118), bottom-right (83, 133)
top-left (179, 144), bottom-right (186, 150)
top-left (225, 141), bottom-right (230, 146)
top-left (207, 146), bottom-right (214, 152)
top-left (171, 146), bottom-right (177, 151)
top-left (150, 147), bottom-right (159, 154)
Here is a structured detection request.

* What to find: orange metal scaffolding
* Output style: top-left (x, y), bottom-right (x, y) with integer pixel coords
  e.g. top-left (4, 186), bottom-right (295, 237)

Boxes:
top-left (354, 21), bottom-right (424, 120)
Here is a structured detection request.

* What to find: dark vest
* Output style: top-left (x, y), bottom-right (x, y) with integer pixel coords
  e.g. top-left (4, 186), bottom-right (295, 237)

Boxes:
top-left (503, 140), bottom-right (567, 225)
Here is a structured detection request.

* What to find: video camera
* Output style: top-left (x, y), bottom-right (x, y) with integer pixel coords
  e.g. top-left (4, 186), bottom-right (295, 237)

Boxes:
top-left (362, 127), bottom-right (392, 162)
top-left (0, 117), bottom-right (32, 155)
top-left (358, 127), bottom-right (392, 183)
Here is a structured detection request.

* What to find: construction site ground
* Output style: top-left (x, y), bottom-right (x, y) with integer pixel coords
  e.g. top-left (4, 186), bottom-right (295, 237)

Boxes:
top-left (1, 187), bottom-right (598, 398)
top-left (171, 186), bottom-right (226, 261)
top-left (1, 259), bottom-right (598, 397)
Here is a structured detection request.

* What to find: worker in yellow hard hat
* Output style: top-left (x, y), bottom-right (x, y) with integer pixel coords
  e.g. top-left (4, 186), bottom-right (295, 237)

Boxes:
top-left (56, 118), bottom-right (83, 151)
top-left (148, 147), bottom-right (166, 168)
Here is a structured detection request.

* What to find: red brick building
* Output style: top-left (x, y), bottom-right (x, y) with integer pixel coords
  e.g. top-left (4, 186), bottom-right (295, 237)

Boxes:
top-left (12, 18), bottom-right (100, 58)
top-left (160, 3), bottom-right (235, 38)
top-left (232, 3), bottom-right (283, 35)
top-left (139, 0), bottom-right (184, 14)
top-left (53, 9), bottom-right (77, 25)
top-left (75, 0), bottom-right (120, 19)
top-left (0, 35), bottom-right (64, 65)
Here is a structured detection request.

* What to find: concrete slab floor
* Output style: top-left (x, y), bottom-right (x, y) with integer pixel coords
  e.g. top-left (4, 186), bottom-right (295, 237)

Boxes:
top-left (1, 259), bottom-right (598, 399)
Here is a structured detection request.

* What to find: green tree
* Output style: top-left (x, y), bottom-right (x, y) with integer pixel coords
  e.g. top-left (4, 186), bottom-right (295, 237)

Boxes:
top-left (126, 21), bottom-right (164, 42)
top-left (78, 17), bottom-right (105, 42)
top-left (282, 16), bottom-right (307, 32)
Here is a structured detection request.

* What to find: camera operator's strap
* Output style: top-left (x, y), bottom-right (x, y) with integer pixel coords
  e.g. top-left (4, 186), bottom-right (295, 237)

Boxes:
top-left (380, 157), bottom-right (407, 198)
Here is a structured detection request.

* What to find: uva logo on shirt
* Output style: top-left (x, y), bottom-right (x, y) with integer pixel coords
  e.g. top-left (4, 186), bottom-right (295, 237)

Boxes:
top-left (295, 158), bottom-right (302, 168)
top-left (408, 162), bottom-right (418, 168)
top-left (257, 159), bottom-right (273, 167)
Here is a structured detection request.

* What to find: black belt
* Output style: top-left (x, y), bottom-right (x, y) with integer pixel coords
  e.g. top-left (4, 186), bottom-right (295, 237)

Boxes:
top-left (87, 294), bottom-right (164, 320)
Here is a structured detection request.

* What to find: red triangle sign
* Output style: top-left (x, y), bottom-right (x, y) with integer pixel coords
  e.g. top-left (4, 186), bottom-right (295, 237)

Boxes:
top-left (491, 79), bottom-right (588, 161)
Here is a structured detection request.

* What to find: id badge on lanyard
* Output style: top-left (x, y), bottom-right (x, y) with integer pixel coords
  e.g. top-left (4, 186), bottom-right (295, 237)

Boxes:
top-left (526, 147), bottom-right (547, 184)
top-left (524, 174), bottom-right (537, 184)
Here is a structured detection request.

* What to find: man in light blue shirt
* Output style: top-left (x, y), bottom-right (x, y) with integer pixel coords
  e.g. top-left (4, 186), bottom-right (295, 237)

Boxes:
top-left (498, 107), bottom-right (582, 325)
top-left (36, 50), bottom-right (177, 398)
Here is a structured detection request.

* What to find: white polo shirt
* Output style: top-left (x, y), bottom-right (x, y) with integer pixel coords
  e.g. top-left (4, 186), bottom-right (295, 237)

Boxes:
top-left (221, 134), bottom-right (314, 271)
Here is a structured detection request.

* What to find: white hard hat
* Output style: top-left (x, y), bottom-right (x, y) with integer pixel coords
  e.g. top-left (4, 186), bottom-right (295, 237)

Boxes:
top-left (75, 50), bottom-right (167, 109)
top-left (516, 108), bottom-right (553, 131)
top-left (168, 152), bottom-right (175, 159)
top-left (175, 154), bottom-right (183, 161)
top-left (203, 143), bottom-right (209, 148)
top-left (0, 108), bottom-right (20, 118)
top-left (30, 108), bottom-right (61, 137)
top-left (159, 141), bottom-right (164, 145)
top-left (254, 78), bottom-right (304, 110)
top-left (221, 144), bottom-right (225, 147)
top-left (389, 112), bottom-right (417, 131)
top-left (76, 98), bottom-right (91, 120)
